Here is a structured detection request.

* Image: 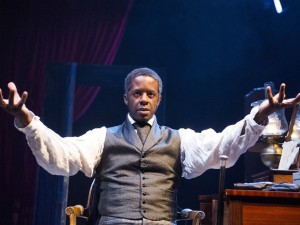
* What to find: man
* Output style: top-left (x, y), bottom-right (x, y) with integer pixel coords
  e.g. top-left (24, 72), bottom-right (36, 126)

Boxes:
top-left (1, 67), bottom-right (300, 225)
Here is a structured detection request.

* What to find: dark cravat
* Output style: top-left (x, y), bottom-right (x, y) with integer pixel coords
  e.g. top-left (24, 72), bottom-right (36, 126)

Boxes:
top-left (133, 122), bottom-right (151, 144)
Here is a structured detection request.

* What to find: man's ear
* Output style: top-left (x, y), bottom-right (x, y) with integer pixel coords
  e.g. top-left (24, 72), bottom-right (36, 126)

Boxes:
top-left (123, 94), bottom-right (128, 105)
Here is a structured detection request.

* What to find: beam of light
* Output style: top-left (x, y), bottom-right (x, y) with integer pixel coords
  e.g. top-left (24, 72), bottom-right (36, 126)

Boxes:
top-left (273, 0), bottom-right (283, 13)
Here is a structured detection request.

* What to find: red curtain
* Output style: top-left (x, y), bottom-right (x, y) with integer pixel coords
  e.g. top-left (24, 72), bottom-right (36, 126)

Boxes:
top-left (0, 1), bottom-right (133, 224)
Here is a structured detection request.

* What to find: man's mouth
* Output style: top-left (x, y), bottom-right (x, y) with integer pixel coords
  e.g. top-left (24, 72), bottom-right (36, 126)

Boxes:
top-left (138, 108), bottom-right (150, 112)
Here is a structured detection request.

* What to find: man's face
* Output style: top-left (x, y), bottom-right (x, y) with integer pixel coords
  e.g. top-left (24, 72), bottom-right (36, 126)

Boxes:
top-left (124, 75), bottom-right (162, 123)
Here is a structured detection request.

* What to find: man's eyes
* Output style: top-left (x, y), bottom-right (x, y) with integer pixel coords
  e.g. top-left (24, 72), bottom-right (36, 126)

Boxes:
top-left (133, 91), bottom-right (155, 98)
top-left (148, 93), bottom-right (155, 98)
top-left (134, 91), bottom-right (141, 96)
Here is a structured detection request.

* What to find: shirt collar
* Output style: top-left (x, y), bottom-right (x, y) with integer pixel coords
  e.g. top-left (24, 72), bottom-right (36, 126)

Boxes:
top-left (127, 114), bottom-right (155, 126)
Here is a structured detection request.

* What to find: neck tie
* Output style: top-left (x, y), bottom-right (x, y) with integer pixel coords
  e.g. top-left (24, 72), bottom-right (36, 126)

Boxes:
top-left (134, 122), bottom-right (151, 144)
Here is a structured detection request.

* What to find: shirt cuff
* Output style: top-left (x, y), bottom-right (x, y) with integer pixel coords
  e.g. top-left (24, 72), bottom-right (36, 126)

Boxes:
top-left (246, 106), bottom-right (266, 132)
top-left (14, 111), bottom-right (40, 136)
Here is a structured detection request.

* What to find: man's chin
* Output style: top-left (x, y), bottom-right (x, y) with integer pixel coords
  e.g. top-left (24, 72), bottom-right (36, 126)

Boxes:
top-left (135, 114), bottom-right (151, 122)
top-left (137, 117), bottom-right (149, 123)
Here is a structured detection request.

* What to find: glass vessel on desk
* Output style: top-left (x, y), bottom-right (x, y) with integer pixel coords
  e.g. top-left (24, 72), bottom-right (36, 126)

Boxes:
top-left (290, 105), bottom-right (300, 144)
top-left (290, 105), bottom-right (300, 171)
top-left (251, 82), bottom-right (289, 169)
top-left (260, 81), bottom-right (288, 140)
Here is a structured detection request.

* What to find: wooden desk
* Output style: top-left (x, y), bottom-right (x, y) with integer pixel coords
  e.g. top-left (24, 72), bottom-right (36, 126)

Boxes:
top-left (199, 189), bottom-right (300, 225)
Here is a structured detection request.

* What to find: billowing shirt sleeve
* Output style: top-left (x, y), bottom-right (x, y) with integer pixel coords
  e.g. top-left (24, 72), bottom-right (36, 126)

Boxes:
top-left (16, 114), bottom-right (106, 177)
top-left (179, 106), bottom-right (265, 179)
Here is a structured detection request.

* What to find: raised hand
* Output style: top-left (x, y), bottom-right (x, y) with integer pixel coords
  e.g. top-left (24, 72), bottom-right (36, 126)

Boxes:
top-left (0, 82), bottom-right (32, 127)
top-left (254, 83), bottom-right (300, 125)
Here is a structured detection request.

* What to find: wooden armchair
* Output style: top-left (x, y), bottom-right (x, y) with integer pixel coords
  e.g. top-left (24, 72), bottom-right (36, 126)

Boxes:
top-left (66, 179), bottom-right (205, 225)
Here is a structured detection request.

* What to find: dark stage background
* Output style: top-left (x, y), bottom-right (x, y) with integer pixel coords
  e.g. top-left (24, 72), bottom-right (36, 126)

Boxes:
top-left (1, 0), bottom-right (300, 225)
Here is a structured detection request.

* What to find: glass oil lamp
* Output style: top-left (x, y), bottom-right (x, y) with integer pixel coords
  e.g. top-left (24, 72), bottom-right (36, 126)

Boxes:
top-left (251, 82), bottom-right (289, 169)
top-left (290, 105), bottom-right (300, 144)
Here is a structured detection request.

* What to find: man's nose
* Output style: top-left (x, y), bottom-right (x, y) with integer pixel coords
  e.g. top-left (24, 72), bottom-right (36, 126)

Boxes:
top-left (140, 93), bottom-right (149, 104)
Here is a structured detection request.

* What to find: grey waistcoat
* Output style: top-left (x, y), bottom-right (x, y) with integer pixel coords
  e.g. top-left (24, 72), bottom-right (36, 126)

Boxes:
top-left (96, 118), bottom-right (182, 221)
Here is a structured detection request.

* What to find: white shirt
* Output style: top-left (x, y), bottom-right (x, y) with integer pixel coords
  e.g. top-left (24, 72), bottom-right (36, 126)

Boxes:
top-left (16, 106), bottom-right (264, 179)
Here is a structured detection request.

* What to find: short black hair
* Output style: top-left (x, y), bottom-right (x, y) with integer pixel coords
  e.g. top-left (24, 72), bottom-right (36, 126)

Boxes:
top-left (124, 67), bottom-right (163, 95)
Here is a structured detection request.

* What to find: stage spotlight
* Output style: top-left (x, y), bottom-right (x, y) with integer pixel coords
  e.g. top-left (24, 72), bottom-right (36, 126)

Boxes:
top-left (263, 0), bottom-right (288, 14)
top-left (273, 0), bottom-right (283, 13)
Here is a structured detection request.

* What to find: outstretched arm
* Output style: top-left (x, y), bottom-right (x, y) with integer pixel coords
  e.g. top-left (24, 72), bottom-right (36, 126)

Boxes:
top-left (0, 82), bottom-right (32, 127)
top-left (0, 83), bottom-right (105, 177)
top-left (180, 83), bottom-right (300, 179)
top-left (254, 83), bottom-right (300, 124)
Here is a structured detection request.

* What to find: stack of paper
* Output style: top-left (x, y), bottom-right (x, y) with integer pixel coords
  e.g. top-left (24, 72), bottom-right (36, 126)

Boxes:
top-left (278, 141), bottom-right (299, 170)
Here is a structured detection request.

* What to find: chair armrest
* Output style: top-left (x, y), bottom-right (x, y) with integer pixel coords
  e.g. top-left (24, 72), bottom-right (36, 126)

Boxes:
top-left (177, 209), bottom-right (205, 225)
top-left (190, 210), bottom-right (205, 225)
top-left (65, 205), bottom-right (86, 225)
